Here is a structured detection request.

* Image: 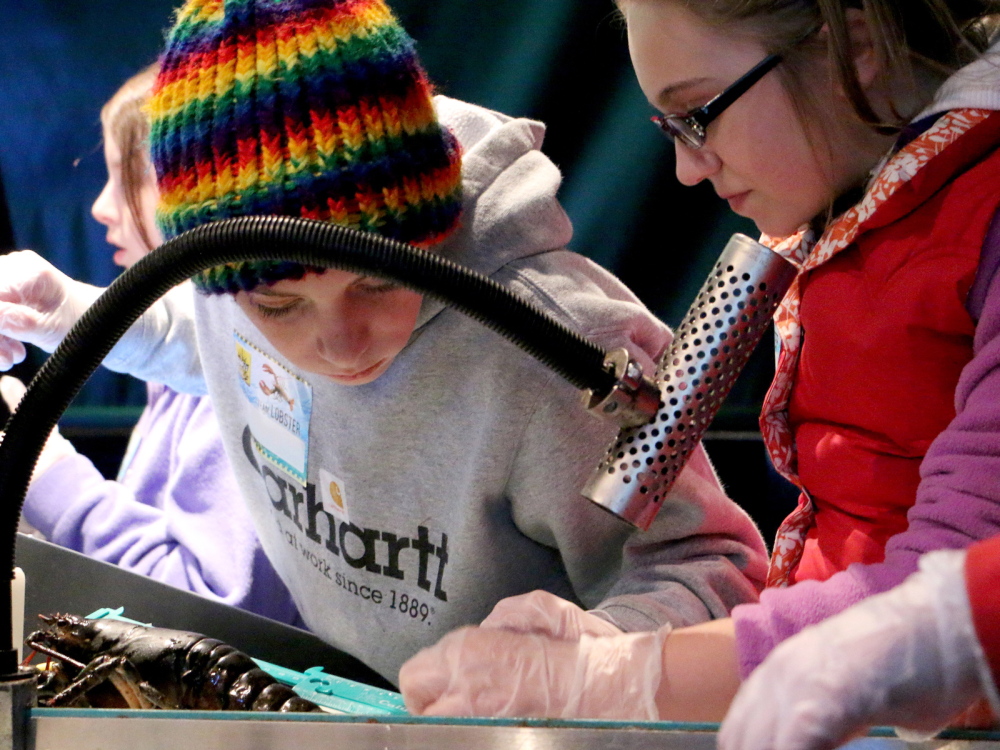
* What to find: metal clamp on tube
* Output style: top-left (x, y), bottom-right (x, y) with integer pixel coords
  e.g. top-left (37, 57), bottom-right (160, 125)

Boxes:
top-left (583, 349), bottom-right (662, 428)
top-left (582, 234), bottom-right (799, 530)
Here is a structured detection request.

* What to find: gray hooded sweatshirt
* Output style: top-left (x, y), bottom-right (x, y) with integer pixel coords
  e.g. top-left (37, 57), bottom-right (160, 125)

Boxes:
top-left (109, 96), bottom-right (768, 682)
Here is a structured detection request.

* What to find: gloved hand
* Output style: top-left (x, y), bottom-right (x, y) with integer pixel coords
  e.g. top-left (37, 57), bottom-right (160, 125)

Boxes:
top-left (399, 624), bottom-right (669, 719)
top-left (480, 590), bottom-right (623, 639)
top-left (0, 250), bottom-right (104, 369)
top-left (718, 549), bottom-right (992, 750)
top-left (0, 375), bottom-right (77, 480)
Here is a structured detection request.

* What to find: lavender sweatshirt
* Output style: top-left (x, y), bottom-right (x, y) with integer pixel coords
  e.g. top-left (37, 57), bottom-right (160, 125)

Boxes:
top-left (734, 44), bottom-right (1000, 676)
top-left (23, 382), bottom-right (302, 624)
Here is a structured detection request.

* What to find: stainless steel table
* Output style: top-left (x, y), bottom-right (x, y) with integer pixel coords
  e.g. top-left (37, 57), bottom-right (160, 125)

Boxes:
top-left (29, 710), bottom-right (1000, 750)
top-left (19, 533), bottom-right (1000, 750)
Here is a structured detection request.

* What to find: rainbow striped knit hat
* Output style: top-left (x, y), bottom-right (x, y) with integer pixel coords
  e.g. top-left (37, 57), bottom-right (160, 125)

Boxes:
top-left (149, 0), bottom-right (464, 294)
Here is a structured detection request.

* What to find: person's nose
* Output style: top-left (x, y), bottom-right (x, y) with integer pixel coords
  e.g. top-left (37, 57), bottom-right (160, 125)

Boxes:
top-left (674, 141), bottom-right (722, 187)
top-left (91, 180), bottom-right (118, 227)
top-left (314, 314), bottom-right (370, 366)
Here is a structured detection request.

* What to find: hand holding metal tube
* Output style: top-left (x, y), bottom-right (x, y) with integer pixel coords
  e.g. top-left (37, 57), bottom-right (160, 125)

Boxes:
top-left (584, 234), bottom-right (798, 529)
top-left (584, 348), bottom-right (662, 428)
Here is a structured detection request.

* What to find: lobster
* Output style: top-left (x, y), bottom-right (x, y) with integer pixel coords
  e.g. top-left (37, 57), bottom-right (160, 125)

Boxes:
top-left (24, 614), bottom-right (320, 712)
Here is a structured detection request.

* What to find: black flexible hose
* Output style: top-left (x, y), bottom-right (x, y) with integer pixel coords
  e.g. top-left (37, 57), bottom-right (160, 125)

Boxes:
top-left (0, 215), bottom-right (616, 671)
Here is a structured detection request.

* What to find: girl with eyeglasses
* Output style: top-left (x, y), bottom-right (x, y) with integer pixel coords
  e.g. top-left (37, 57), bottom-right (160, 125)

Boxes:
top-left (398, 0), bottom-right (1000, 731)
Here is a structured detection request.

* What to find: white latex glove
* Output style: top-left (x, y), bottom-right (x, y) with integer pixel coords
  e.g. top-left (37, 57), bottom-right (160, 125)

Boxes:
top-left (719, 549), bottom-right (996, 750)
top-left (399, 624), bottom-right (669, 719)
top-left (480, 590), bottom-right (624, 639)
top-left (0, 376), bottom-right (77, 480)
top-left (0, 250), bottom-right (104, 369)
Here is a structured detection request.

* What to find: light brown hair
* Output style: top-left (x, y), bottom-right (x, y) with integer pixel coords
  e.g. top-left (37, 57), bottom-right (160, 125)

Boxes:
top-left (100, 62), bottom-right (160, 252)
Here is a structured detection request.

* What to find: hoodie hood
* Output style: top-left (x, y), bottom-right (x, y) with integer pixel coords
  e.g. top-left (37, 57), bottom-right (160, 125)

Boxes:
top-left (917, 36), bottom-right (1000, 120)
top-left (415, 96), bottom-right (573, 329)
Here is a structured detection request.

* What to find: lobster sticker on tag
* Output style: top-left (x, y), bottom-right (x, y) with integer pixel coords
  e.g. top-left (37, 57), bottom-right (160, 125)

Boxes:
top-left (235, 332), bottom-right (313, 485)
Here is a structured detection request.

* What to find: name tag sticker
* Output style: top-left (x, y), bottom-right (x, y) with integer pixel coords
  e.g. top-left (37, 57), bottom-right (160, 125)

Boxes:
top-left (234, 332), bottom-right (313, 484)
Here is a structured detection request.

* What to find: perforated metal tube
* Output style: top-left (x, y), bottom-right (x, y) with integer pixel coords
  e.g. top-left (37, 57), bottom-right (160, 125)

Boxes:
top-left (582, 234), bottom-right (798, 530)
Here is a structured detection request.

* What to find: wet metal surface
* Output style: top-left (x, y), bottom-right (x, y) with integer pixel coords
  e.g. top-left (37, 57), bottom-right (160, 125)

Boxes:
top-left (29, 710), bottom-right (1000, 750)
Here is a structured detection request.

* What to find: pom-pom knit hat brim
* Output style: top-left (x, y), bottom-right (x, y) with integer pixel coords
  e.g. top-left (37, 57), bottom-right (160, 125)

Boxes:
top-left (149, 0), bottom-right (463, 294)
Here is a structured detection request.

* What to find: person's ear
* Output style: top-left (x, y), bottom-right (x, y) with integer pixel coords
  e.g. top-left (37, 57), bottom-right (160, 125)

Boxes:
top-left (843, 7), bottom-right (881, 90)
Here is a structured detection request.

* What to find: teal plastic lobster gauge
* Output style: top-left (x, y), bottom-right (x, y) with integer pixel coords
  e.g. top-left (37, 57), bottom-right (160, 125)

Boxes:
top-left (251, 660), bottom-right (407, 715)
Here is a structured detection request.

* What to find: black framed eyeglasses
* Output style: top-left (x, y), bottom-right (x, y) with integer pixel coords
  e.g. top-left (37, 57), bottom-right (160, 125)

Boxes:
top-left (651, 52), bottom-right (783, 150)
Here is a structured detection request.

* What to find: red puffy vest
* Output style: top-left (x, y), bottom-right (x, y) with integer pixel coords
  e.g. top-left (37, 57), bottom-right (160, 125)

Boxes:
top-left (788, 113), bottom-right (1000, 583)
